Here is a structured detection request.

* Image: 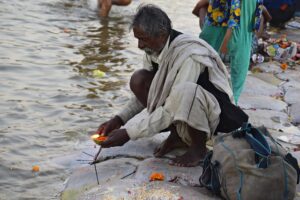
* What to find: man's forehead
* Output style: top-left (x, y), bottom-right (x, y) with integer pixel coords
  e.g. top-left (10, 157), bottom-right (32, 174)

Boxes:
top-left (133, 26), bottom-right (148, 37)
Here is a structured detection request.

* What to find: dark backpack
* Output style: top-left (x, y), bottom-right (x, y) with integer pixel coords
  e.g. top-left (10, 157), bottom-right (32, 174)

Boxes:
top-left (200, 123), bottom-right (300, 200)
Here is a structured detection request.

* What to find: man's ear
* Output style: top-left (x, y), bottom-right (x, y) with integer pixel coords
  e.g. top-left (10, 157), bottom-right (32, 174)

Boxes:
top-left (159, 32), bottom-right (169, 41)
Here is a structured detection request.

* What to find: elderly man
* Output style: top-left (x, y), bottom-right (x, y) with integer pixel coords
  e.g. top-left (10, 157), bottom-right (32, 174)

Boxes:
top-left (98, 4), bottom-right (248, 167)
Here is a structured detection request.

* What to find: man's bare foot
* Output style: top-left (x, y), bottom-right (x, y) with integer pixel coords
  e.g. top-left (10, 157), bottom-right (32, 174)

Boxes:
top-left (154, 127), bottom-right (186, 158)
top-left (169, 126), bottom-right (207, 167)
top-left (169, 145), bottom-right (206, 167)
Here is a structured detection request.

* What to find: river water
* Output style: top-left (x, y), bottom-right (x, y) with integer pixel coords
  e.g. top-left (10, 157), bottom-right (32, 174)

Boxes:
top-left (0, 0), bottom-right (199, 199)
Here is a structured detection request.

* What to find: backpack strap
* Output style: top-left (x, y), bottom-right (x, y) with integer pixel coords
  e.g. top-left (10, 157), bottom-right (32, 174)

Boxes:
top-left (199, 151), bottom-right (221, 195)
top-left (285, 153), bottom-right (300, 184)
top-left (232, 123), bottom-right (271, 168)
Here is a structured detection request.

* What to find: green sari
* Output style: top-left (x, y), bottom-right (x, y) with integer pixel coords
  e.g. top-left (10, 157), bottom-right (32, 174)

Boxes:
top-left (200, 0), bottom-right (257, 104)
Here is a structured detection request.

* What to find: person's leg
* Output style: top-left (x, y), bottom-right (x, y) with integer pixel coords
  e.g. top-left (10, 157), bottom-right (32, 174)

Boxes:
top-left (228, 0), bottom-right (256, 104)
top-left (154, 124), bottom-right (187, 158)
top-left (98, 0), bottom-right (112, 17)
top-left (154, 82), bottom-right (221, 167)
top-left (129, 69), bottom-right (155, 107)
top-left (170, 125), bottom-right (207, 167)
top-left (98, 0), bottom-right (131, 17)
top-left (199, 25), bottom-right (227, 52)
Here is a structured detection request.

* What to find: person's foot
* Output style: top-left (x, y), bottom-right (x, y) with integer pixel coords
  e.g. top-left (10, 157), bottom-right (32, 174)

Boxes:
top-left (153, 129), bottom-right (186, 158)
top-left (169, 145), bottom-right (206, 167)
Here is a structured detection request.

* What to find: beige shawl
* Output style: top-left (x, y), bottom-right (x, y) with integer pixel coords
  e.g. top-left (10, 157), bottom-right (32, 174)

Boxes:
top-left (147, 34), bottom-right (233, 113)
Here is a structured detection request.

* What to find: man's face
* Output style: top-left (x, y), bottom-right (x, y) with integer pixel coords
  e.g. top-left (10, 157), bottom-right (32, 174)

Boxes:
top-left (133, 26), bottom-right (167, 56)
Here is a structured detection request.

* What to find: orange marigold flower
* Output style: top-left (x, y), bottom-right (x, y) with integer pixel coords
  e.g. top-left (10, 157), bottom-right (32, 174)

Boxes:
top-left (32, 165), bottom-right (40, 172)
top-left (281, 63), bottom-right (288, 70)
top-left (149, 172), bottom-right (165, 181)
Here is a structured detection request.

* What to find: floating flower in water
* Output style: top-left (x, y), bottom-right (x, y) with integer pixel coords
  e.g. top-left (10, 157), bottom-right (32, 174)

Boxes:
top-left (63, 28), bottom-right (71, 33)
top-left (149, 172), bottom-right (165, 181)
top-left (32, 165), bottom-right (40, 172)
top-left (92, 70), bottom-right (106, 78)
top-left (91, 134), bottom-right (107, 145)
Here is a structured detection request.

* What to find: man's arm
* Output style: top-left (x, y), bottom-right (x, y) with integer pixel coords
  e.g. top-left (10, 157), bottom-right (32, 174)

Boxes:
top-left (116, 96), bottom-right (145, 124)
top-left (98, 54), bottom-right (153, 135)
top-left (192, 0), bottom-right (209, 17)
top-left (192, 0), bottom-right (209, 29)
top-left (219, 28), bottom-right (232, 55)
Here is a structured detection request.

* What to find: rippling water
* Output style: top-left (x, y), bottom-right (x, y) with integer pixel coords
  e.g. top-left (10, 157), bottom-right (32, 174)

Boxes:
top-left (0, 0), bottom-right (199, 199)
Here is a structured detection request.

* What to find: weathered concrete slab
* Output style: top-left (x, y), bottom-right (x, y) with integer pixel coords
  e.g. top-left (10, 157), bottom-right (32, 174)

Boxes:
top-left (79, 179), bottom-right (219, 200)
top-left (251, 72), bottom-right (284, 86)
top-left (276, 70), bottom-right (300, 84)
top-left (239, 94), bottom-right (287, 112)
top-left (134, 158), bottom-right (202, 187)
top-left (62, 158), bottom-right (138, 200)
top-left (290, 103), bottom-right (300, 124)
top-left (245, 109), bottom-right (289, 130)
top-left (281, 80), bottom-right (300, 91)
top-left (284, 88), bottom-right (300, 105)
top-left (277, 70), bottom-right (300, 92)
top-left (251, 62), bottom-right (283, 73)
top-left (246, 109), bottom-right (300, 137)
top-left (242, 75), bottom-right (283, 97)
top-left (268, 129), bottom-right (299, 150)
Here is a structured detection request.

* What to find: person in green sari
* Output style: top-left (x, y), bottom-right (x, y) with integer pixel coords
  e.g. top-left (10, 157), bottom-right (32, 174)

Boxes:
top-left (193, 0), bottom-right (263, 104)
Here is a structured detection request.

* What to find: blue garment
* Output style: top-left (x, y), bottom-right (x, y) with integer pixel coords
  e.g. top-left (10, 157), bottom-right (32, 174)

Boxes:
top-left (205, 0), bottom-right (263, 31)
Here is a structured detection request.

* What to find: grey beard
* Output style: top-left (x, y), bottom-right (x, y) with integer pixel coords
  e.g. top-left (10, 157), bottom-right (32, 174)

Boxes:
top-left (143, 47), bottom-right (157, 56)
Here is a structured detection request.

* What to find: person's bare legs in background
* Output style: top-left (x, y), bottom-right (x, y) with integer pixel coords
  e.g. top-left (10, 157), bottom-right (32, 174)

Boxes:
top-left (98, 0), bottom-right (132, 17)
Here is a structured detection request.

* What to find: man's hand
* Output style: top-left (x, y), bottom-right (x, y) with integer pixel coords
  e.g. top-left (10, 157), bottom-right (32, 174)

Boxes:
top-left (100, 129), bottom-right (130, 148)
top-left (97, 115), bottom-right (124, 136)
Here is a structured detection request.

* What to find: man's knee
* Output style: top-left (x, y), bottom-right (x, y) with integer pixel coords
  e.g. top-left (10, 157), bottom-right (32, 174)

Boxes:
top-left (130, 69), bottom-right (154, 94)
top-left (130, 69), bottom-right (155, 106)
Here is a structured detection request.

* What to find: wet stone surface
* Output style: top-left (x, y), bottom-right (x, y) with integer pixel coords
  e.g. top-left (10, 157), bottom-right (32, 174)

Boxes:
top-left (243, 75), bottom-right (283, 97)
top-left (290, 102), bottom-right (300, 124)
top-left (239, 94), bottom-right (287, 112)
top-left (134, 158), bottom-right (202, 187)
